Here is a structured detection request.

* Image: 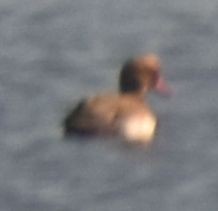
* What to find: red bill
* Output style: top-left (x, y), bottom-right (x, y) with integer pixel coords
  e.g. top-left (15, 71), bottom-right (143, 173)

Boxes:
top-left (155, 76), bottom-right (172, 96)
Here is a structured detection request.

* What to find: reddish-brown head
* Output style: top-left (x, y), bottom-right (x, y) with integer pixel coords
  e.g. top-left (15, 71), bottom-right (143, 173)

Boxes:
top-left (119, 54), bottom-right (171, 96)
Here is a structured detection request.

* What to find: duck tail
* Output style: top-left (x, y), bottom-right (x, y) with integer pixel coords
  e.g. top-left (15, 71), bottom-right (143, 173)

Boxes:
top-left (62, 99), bottom-right (87, 136)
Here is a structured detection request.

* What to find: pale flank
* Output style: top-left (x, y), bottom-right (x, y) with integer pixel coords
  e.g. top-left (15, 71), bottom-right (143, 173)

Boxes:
top-left (120, 113), bottom-right (157, 144)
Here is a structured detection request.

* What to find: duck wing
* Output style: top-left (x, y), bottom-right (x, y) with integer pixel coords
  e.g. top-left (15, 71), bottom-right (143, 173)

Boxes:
top-left (63, 96), bottom-right (118, 136)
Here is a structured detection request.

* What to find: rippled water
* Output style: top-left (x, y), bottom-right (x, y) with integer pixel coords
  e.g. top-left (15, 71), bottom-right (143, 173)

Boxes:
top-left (1, 0), bottom-right (218, 210)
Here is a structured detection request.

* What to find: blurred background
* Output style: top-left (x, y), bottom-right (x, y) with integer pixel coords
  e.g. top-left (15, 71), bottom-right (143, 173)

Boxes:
top-left (0, 0), bottom-right (218, 210)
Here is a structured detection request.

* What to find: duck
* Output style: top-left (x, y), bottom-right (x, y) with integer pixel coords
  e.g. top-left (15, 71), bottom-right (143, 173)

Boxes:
top-left (63, 54), bottom-right (171, 144)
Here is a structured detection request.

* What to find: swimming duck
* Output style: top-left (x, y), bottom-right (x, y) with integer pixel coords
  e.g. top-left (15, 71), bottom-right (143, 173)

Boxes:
top-left (63, 54), bottom-right (171, 144)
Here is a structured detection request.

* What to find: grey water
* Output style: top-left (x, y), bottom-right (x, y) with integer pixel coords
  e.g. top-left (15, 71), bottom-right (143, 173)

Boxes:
top-left (0, 0), bottom-right (218, 210)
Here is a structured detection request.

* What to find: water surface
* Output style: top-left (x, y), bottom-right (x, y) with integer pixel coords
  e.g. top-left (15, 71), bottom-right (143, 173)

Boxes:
top-left (0, 0), bottom-right (218, 210)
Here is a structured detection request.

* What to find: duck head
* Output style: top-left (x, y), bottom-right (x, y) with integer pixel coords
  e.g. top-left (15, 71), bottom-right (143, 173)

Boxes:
top-left (119, 54), bottom-right (171, 97)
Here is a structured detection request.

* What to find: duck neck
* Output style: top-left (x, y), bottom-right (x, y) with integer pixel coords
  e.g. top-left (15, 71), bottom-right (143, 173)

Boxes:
top-left (120, 89), bottom-right (147, 101)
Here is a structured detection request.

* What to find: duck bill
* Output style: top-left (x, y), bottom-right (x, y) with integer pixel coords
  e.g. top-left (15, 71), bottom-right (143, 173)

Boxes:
top-left (155, 76), bottom-right (172, 96)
